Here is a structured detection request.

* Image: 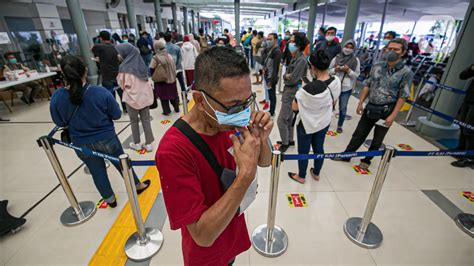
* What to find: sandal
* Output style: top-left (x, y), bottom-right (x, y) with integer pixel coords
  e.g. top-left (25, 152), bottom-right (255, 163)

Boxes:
top-left (310, 168), bottom-right (320, 181)
top-left (137, 180), bottom-right (151, 195)
top-left (288, 172), bottom-right (305, 184)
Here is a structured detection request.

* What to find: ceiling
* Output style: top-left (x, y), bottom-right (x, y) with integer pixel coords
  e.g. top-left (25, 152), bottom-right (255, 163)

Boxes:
top-left (161, 0), bottom-right (470, 22)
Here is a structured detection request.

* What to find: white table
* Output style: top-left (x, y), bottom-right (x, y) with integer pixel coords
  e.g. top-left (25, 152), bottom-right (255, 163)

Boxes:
top-left (0, 72), bottom-right (58, 112)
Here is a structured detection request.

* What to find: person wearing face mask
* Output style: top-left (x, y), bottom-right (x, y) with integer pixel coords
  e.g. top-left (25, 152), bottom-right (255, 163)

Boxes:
top-left (333, 38), bottom-right (413, 171)
top-left (377, 31), bottom-right (397, 61)
top-left (314, 26), bottom-right (342, 61)
top-left (155, 46), bottom-right (272, 265)
top-left (2, 53), bottom-right (42, 104)
top-left (329, 39), bottom-right (361, 133)
top-left (91, 31), bottom-right (120, 97)
top-left (289, 50), bottom-right (341, 184)
top-left (277, 32), bottom-right (309, 152)
top-left (262, 33), bottom-right (282, 116)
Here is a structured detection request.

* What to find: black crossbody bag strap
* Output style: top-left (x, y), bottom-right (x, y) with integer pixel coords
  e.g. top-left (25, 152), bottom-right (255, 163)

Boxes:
top-left (173, 118), bottom-right (224, 177)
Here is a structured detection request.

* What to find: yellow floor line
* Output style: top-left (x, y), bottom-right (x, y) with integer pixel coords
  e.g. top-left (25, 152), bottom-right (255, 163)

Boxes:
top-left (89, 166), bottom-right (161, 266)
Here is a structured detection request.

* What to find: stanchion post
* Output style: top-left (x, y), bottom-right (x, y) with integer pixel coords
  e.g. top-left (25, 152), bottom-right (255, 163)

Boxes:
top-left (119, 154), bottom-right (163, 261)
top-left (343, 146), bottom-right (396, 249)
top-left (252, 150), bottom-right (288, 257)
top-left (181, 90), bottom-right (188, 115)
top-left (401, 77), bottom-right (425, 126)
top-left (37, 136), bottom-right (96, 226)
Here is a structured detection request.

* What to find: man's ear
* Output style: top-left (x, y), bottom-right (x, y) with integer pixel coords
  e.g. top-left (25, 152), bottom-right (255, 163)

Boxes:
top-left (192, 91), bottom-right (206, 111)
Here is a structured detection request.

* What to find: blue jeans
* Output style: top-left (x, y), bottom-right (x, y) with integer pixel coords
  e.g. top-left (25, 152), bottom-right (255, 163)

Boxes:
top-left (141, 53), bottom-right (153, 72)
top-left (75, 136), bottom-right (140, 202)
top-left (338, 90), bottom-right (352, 128)
top-left (297, 124), bottom-right (329, 178)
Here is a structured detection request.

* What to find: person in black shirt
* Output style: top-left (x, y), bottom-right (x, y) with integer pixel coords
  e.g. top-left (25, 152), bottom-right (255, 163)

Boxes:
top-left (452, 64), bottom-right (474, 168)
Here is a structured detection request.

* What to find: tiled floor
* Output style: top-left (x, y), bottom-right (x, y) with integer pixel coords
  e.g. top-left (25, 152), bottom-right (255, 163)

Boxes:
top-left (0, 77), bottom-right (472, 266)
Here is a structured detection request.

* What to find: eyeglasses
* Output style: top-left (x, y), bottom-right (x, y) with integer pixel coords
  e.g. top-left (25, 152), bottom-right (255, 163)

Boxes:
top-left (200, 90), bottom-right (256, 114)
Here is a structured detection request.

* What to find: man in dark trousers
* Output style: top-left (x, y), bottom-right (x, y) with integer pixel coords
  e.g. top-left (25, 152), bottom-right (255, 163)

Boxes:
top-left (262, 33), bottom-right (282, 116)
top-left (452, 64), bottom-right (474, 168)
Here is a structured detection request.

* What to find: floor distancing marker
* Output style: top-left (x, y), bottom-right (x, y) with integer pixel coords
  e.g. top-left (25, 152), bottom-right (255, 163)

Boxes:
top-left (89, 166), bottom-right (161, 266)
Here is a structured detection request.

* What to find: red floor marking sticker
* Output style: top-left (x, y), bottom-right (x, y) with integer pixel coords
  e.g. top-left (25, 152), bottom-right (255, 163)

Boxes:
top-left (161, 119), bottom-right (171, 125)
top-left (286, 193), bottom-right (308, 207)
top-left (353, 165), bottom-right (371, 175)
top-left (274, 144), bottom-right (281, 150)
top-left (136, 149), bottom-right (149, 155)
top-left (460, 191), bottom-right (474, 203)
top-left (96, 196), bottom-right (118, 209)
top-left (397, 144), bottom-right (414, 150)
top-left (326, 130), bottom-right (338, 137)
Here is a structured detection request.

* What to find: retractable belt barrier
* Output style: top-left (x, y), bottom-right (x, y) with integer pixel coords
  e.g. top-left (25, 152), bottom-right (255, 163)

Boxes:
top-left (424, 80), bottom-right (466, 95)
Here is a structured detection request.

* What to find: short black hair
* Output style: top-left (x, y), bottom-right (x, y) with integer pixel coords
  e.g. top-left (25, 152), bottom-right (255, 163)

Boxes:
top-left (3, 52), bottom-right (15, 59)
top-left (319, 27), bottom-right (326, 32)
top-left (388, 38), bottom-right (408, 52)
top-left (257, 31), bottom-right (264, 37)
top-left (224, 28), bottom-right (229, 33)
top-left (242, 30), bottom-right (247, 35)
top-left (309, 50), bottom-right (330, 71)
top-left (199, 28), bottom-right (204, 34)
top-left (248, 27), bottom-right (252, 31)
top-left (294, 32), bottom-right (308, 52)
top-left (385, 31), bottom-right (396, 39)
top-left (164, 33), bottom-right (172, 42)
top-left (99, 30), bottom-right (111, 41)
top-left (285, 30), bottom-right (290, 34)
top-left (268, 33), bottom-right (278, 40)
top-left (252, 30), bottom-right (257, 35)
top-left (326, 27), bottom-right (337, 34)
top-left (194, 46), bottom-right (250, 94)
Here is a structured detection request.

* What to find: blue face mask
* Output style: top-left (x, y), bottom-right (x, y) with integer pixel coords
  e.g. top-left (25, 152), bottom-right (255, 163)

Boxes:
top-left (288, 43), bottom-right (297, 53)
top-left (203, 93), bottom-right (251, 127)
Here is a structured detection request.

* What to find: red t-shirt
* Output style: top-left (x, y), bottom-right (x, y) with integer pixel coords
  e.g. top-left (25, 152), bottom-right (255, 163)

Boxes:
top-left (155, 126), bottom-right (251, 266)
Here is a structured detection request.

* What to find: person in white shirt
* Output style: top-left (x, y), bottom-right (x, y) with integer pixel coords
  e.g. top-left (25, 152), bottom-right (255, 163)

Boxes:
top-left (181, 35), bottom-right (198, 87)
top-left (329, 39), bottom-right (361, 133)
top-left (289, 50), bottom-right (341, 184)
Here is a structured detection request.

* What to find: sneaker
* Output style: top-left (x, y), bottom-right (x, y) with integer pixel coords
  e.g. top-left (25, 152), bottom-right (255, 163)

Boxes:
top-left (277, 140), bottom-right (295, 146)
top-left (143, 144), bottom-right (153, 152)
top-left (451, 158), bottom-right (474, 168)
top-left (262, 102), bottom-right (270, 110)
top-left (129, 142), bottom-right (142, 151)
top-left (259, 99), bottom-right (267, 104)
top-left (358, 161), bottom-right (370, 170)
top-left (279, 144), bottom-right (289, 153)
top-left (336, 127), bottom-right (343, 134)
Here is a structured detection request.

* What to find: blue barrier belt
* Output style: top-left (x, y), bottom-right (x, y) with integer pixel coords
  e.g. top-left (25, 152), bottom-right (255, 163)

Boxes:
top-left (395, 150), bottom-right (474, 157)
top-left (405, 99), bottom-right (474, 130)
top-left (131, 160), bottom-right (156, 166)
top-left (50, 138), bottom-right (120, 163)
top-left (283, 150), bottom-right (384, 160)
top-left (425, 80), bottom-right (466, 95)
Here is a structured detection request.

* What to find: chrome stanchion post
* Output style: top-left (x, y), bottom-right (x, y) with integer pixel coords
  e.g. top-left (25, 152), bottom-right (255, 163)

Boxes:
top-left (119, 154), bottom-right (163, 261)
top-left (181, 90), bottom-right (188, 115)
top-left (454, 213), bottom-right (474, 238)
top-left (344, 146), bottom-right (396, 249)
top-left (37, 136), bottom-right (96, 226)
top-left (252, 150), bottom-right (288, 257)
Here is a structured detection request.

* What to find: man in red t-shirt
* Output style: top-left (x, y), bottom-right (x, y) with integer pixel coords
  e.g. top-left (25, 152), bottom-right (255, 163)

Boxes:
top-left (156, 46), bottom-right (273, 266)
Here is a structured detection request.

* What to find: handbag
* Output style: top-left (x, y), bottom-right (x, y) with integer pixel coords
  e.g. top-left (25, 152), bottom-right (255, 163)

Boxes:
top-left (151, 56), bottom-right (168, 83)
top-left (60, 85), bottom-right (90, 143)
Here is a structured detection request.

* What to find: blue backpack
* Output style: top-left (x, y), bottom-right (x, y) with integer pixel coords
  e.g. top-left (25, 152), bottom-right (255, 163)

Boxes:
top-left (243, 35), bottom-right (253, 47)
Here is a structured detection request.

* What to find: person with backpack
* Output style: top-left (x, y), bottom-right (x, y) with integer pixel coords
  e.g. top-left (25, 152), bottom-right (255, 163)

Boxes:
top-left (288, 50), bottom-right (341, 184)
top-left (151, 39), bottom-right (180, 116)
top-left (137, 31), bottom-right (153, 69)
top-left (50, 55), bottom-right (150, 208)
top-left (115, 43), bottom-right (155, 152)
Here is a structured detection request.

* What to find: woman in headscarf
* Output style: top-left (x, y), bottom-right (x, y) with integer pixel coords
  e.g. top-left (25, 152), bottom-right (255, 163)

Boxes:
top-left (329, 39), bottom-right (360, 133)
top-left (188, 33), bottom-right (201, 53)
top-left (150, 39), bottom-right (180, 116)
top-left (115, 42), bottom-right (155, 152)
top-left (181, 35), bottom-right (198, 87)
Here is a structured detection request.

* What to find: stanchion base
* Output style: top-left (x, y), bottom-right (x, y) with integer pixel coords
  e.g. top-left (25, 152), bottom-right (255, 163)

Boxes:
top-left (125, 228), bottom-right (163, 261)
top-left (60, 201), bottom-right (96, 227)
top-left (363, 139), bottom-right (385, 150)
top-left (343, 217), bottom-right (383, 249)
top-left (335, 114), bottom-right (352, 120)
top-left (84, 160), bottom-right (110, 174)
top-left (400, 121), bottom-right (416, 127)
top-left (454, 213), bottom-right (474, 238)
top-left (251, 224), bottom-right (288, 257)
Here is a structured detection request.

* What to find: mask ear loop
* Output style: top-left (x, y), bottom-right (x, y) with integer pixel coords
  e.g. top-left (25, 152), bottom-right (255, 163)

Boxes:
top-left (201, 92), bottom-right (219, 122)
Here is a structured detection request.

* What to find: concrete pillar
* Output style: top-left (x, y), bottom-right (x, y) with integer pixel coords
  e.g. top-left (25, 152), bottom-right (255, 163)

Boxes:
top-left (374, 0), bottom-right (389, 60)
top-left (234, 0), bottom-right (241, 45)
top-left (322, 4), bottom-right (328, 27)
top-left (171, 2), bottom-right (178, 32)
top-left (342, 0), bottom-right (361, 44)
top-left (183, 6), bottom-right (189, 35)
top-left (30, 3), bottom-right (66, 55)
top-left (307, 0), bottom-right (318, 49)
top-left (297, 10), bottom-right (301, 31)
top-left (105, 11), bottom-right (120, 30)
top-left (154, 0), bottom-right (164, 33)
top-left (358, 21), bottom-right (367, 48)
top-left (65, 0), bottom-right (98, 82)
top-left (125, 0), bottom-right (138, 33)
top-left (191, 10), bottom-right (196, 34)
top-left (197, 12), bottom-right (200, 30)
top-left (417, 1), bottom-right (474, 138)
